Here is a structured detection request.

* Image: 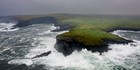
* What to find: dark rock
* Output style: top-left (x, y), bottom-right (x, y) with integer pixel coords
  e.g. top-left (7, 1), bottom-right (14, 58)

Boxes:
top-left (33, 51), bottom-right (51, 58)
top-left (54, 38), bottom-right (110, 56)
top-left (54, 31), bottom-right (133, 56)
top-left (14, 16), bottom-right (57, 28)
top-left (55, 40), bottom-right (83, 56)
top-left (103, 38), bottom-right (133, 44)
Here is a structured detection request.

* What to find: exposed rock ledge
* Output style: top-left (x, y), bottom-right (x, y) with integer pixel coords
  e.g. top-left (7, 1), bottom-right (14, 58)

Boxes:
top-left (54, 29), bottom-right (133, 56)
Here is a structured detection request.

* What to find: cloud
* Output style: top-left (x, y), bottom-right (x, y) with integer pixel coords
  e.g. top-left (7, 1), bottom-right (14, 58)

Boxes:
top-left (0, 0), bottom-right (140, 16)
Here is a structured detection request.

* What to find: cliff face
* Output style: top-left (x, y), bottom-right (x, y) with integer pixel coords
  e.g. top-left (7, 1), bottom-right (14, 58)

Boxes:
top-left (15, 16), bottom-right (57, 27)
top-left (10, 14), bottom-right (140, 56)
top-left (13, 16), bottom-right (71, 31)
top-left (55, 33), bottom-right (132, 56)
top-left (53, 15), bottom-right (140, 56)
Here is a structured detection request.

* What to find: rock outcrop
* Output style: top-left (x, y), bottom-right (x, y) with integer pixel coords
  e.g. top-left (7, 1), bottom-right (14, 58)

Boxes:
top-left (55, 31), bottom-right (133, 56)
top-left (14, 16), bottom-right (57, 27)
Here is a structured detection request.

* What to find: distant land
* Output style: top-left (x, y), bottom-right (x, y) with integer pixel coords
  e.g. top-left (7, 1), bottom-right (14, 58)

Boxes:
top-left (4, 14), bottom-right (140, 55)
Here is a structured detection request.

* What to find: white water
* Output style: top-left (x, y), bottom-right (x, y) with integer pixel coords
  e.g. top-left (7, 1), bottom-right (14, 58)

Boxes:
top-left (0, 23), bottom-right (19, 32)
top-left (8, 27), bottom-right (140, 70)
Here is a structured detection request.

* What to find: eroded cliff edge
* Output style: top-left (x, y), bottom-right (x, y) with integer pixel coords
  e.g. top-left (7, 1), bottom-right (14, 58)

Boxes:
top-left (12, 14), bottom-right (140, 56)
top-left (54, 28), bottom-right (134, 56)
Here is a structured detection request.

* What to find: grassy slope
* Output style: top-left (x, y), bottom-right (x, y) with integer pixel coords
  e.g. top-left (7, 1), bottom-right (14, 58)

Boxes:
top-left (15, 14), bottom-right (140, 46)
top-left (57, 16), bottom-right (140, 46)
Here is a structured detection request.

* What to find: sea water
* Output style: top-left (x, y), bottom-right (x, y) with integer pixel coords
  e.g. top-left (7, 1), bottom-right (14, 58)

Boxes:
top-left (0, 22), bottom-right (139, 70)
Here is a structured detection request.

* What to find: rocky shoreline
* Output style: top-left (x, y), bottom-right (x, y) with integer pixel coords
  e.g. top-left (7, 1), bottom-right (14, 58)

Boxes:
top-left (54, 24), bottom-right (138, 56)
top-left (106, 27), bottom-right (140, 32)
top-left (10, 16), bottom-right (139, 56)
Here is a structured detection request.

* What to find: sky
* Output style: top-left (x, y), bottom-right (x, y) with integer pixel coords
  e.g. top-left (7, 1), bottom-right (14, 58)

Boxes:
top-left (0, 0), bottom-right (140, 16)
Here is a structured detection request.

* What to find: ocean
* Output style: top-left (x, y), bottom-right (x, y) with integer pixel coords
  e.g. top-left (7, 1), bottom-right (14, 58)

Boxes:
top-left (0, 22), bottom-right (140, 70)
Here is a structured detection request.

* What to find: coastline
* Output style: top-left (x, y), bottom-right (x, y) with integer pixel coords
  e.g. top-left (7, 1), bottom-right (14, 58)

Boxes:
top-left (5, 15), bottom-right (140, 56)
top-left (55, 26), bottom-right (139, 56)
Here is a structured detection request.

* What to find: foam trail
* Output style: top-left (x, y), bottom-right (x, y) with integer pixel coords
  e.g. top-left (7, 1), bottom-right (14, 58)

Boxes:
top-left (7, 27), bottom-right (140, 70)
top-left (0, 23), bottom-right (19, 32)
top-left (8, 59), bottom-right (33, 65)
top-left (112, 30), bottom-right (140, 41)
top-left (25, 25), bottom-right (68, 58)
top-left (29, 30), bottom-right (140, 69)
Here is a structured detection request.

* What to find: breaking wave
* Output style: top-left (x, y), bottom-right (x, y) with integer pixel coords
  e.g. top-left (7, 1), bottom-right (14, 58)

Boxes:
top-left (0, 22), bottom-right (19, 32)
top-left (0, 23), bottom-right (139, 70)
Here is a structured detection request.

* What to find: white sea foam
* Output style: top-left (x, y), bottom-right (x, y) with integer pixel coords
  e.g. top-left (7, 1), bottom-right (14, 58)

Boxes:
top-left (32, 49), bottom-right (94, 69)
top-left (112, 30), bottom-right (140, 41)
top-left (25, 25), bottom-right (68, 58)
top-left (8, 59), bottom-right (33, 65)
top-left (8, 26), bottom-right (140, 70)
top-left (0, 23), bottom-right (19, 32)
top-left (28, 30), bottom-right (139, 69)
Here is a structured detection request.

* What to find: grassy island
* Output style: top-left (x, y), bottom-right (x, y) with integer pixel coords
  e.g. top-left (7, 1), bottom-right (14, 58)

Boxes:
top-left (15, 14), bottom-right (140, 55)
top-left (56, 15), bottom-right (140, 46)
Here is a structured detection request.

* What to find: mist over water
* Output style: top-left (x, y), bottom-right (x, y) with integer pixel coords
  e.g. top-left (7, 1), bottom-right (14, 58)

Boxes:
top-left (0, 22), bottom-right (140, 70)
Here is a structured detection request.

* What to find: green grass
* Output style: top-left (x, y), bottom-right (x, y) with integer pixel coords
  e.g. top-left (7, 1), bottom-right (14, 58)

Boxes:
top-left (61, 17), bottom-right (140, 30)
top-left (57, 16), bottom-right (140, 46)
top-left (15, 14), bottom-right (140, 46)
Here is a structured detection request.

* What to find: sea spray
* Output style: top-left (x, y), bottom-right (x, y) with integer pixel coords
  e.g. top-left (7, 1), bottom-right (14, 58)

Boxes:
top-left (0, 22), bottom-right (19, 32)
top-left (3, 24), bottom-right (139, 70)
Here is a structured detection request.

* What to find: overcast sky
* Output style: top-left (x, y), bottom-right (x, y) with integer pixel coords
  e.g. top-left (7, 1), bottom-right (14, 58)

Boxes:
top-left (0, 0), bottom-right (140, 16)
